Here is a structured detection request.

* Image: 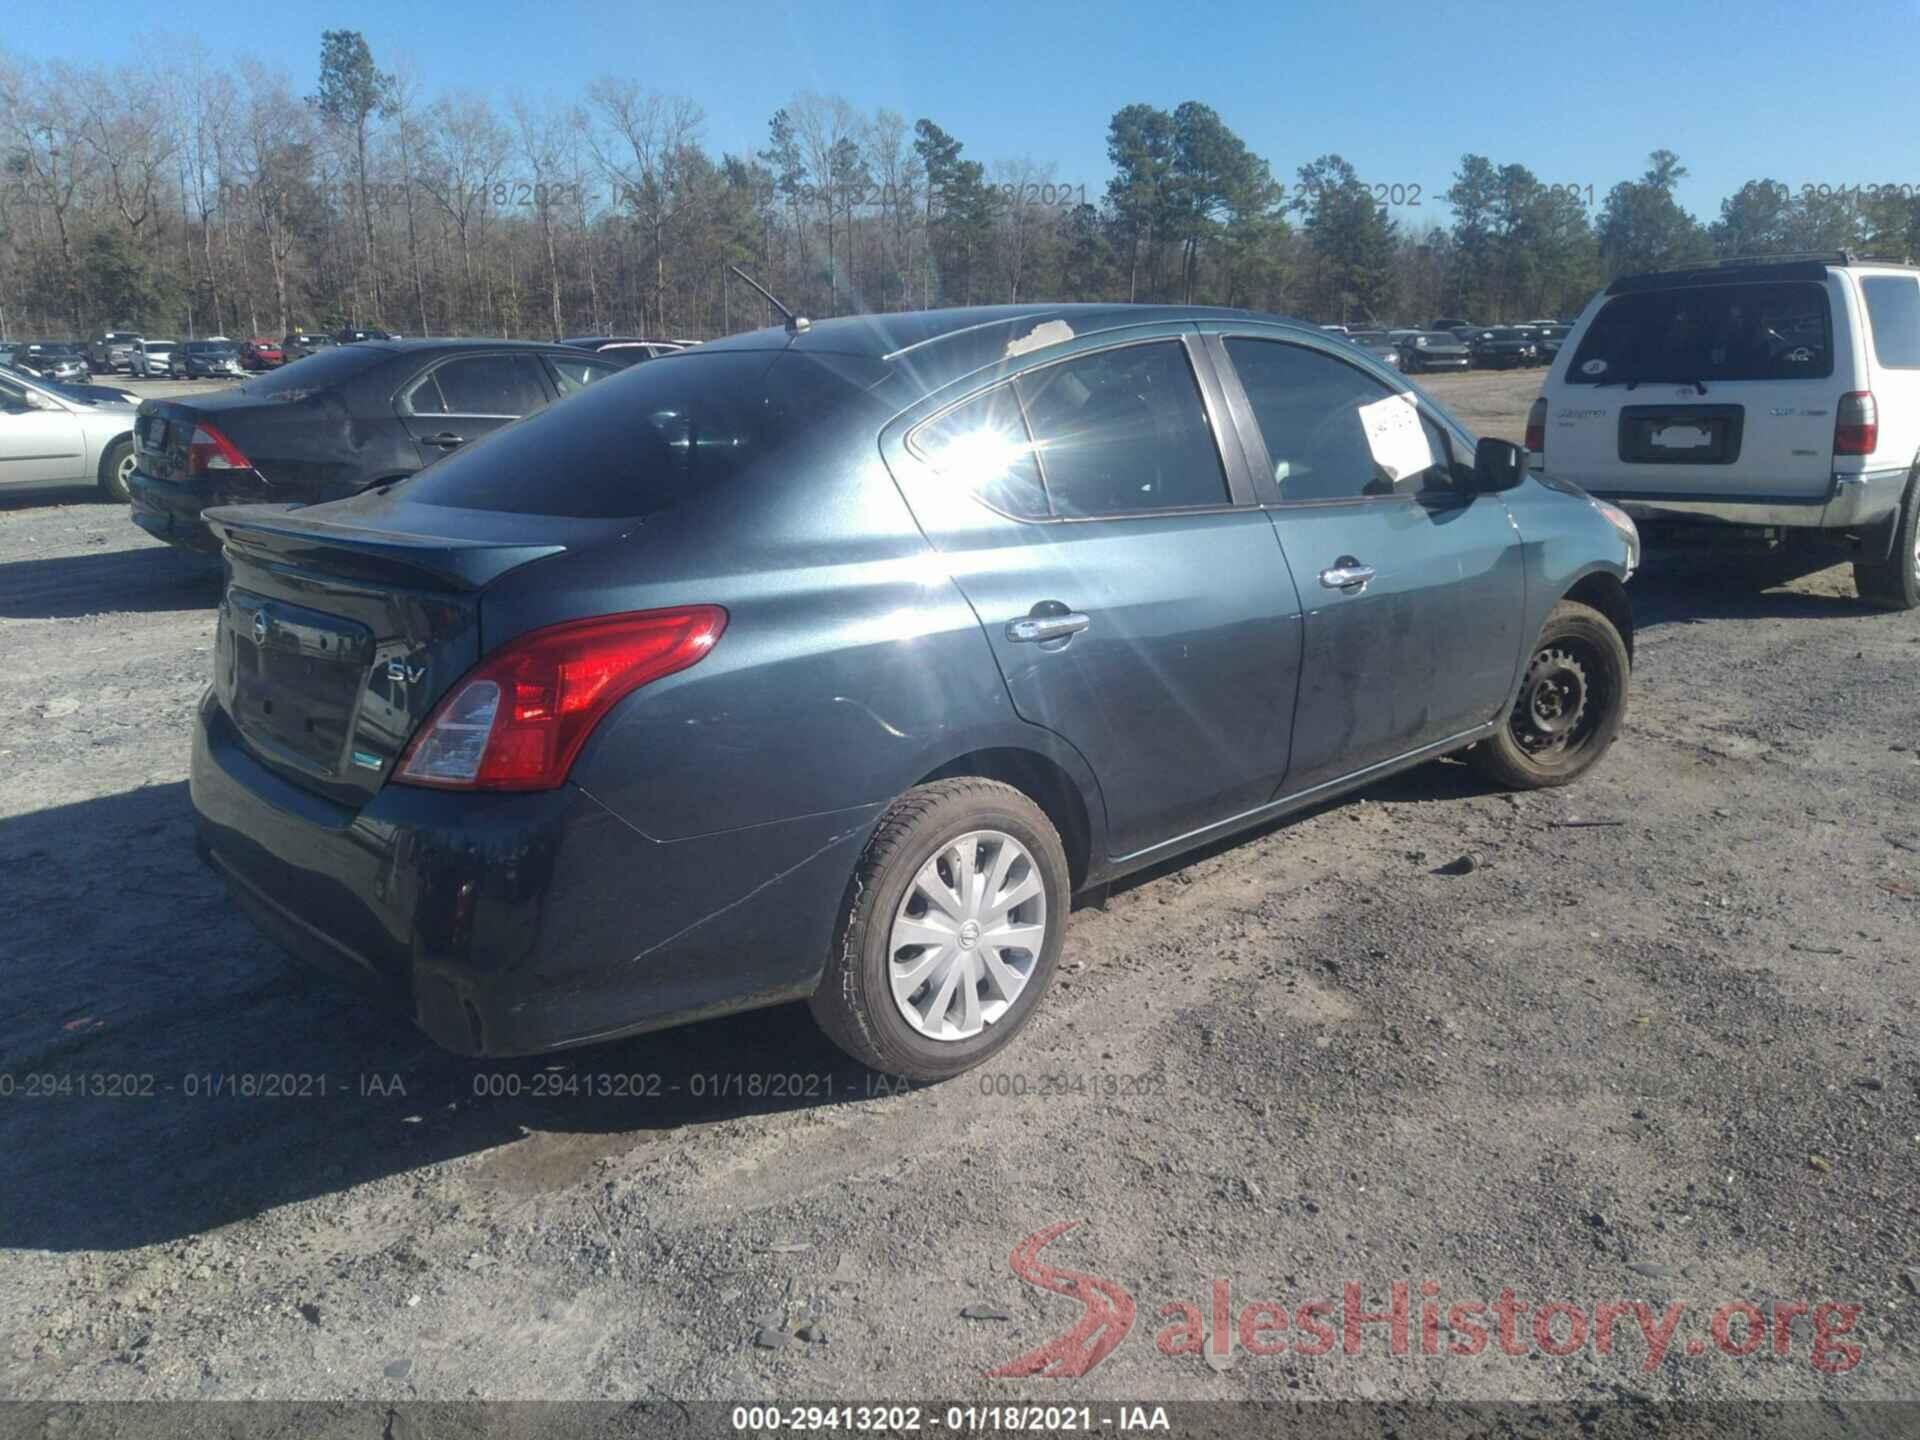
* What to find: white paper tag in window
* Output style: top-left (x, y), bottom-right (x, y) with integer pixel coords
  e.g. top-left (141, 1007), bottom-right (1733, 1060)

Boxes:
top-left (1356, 392), bottom-right (1433, 482)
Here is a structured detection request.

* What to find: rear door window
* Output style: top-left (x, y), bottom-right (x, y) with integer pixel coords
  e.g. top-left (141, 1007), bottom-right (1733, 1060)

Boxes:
top-left (1013, 340), bottom-right (1228, 516)
top-left (1861, 275), bottom-right (1920, 369)
top-left (1567, 281), bottom-right (1834, 384)
top-left (418, 354), bottom-right (551, 416)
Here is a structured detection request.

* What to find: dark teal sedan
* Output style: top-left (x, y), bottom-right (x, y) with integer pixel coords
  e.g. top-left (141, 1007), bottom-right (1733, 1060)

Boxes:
top-left (190, 304), bottom-right (1638, 1081)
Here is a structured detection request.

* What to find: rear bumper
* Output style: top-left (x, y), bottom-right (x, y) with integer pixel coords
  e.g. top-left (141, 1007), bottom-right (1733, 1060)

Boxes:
top-left (128, 469), bottom-right (224, 552)
top-left (1586, 467), bottom-right (1910, 531)
top-left (190, 692), bottom-right (877, 1056)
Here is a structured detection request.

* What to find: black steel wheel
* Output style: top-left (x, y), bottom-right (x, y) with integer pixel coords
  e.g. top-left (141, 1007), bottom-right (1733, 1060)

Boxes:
top-left (1469, 599), bottom-right (1629, 789)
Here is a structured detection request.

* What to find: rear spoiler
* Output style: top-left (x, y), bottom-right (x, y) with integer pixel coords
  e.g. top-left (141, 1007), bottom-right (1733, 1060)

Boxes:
top-left (205, 504), bottom-right (566, 592)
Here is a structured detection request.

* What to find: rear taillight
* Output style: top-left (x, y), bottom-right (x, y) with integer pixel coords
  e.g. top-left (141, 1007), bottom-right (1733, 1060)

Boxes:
top-left (1525, 396), bottom-right (1547, 455)
top-left (1835, 392), bottom-right (1877, 456)
top-left (396, 606), bottom-right (728, 791)
top-left (186, 422), bottom-right (252, 475)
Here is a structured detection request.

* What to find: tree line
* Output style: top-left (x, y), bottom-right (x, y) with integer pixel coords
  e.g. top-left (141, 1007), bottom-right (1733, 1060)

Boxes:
top-left (5, 31), bottom-right (1920, 343)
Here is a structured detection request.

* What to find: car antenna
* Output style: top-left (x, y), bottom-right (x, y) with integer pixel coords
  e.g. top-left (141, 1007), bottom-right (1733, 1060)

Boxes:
top-left (728, 264), bottom-right (809, 333)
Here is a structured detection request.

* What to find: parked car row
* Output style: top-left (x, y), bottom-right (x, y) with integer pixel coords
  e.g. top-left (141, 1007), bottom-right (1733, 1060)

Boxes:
top-left (1320, 320), bottom-right (1575, 371)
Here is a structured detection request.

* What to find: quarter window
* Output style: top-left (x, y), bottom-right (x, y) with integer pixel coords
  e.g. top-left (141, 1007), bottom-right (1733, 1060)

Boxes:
top-left (1016, 341), bottom-right (1229, 516)
top-left (1224, 338), bottom-right (1457, 503)
top-left (547, 355), bottom-right (621, 396)
top-left (405, 354), bottom-right (549, 417)
top-left (912, 384), bottom-right (1048, 519)
top-left (1861, 276), bottom-right (1920, 369)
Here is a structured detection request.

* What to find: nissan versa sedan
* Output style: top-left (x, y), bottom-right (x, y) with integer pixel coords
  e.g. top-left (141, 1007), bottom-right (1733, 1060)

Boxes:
top-left (191, 304), bottom-right (1638, 1082)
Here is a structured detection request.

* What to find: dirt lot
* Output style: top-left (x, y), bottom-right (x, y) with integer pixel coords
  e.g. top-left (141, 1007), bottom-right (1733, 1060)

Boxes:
top-left (1, 367), bottom-right (1916, 1411)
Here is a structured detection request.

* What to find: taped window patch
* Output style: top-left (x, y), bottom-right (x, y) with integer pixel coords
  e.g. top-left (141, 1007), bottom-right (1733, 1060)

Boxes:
top-left (1005, 319), bottom-right (1075, 358)
top-left (1355, 392), bottom-right (1434, 482)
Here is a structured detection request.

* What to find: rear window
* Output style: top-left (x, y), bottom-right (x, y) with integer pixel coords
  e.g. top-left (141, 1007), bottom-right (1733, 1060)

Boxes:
top-left (398, 350), bottom-right (890, 519)
top-left (238, 345), bottom-right (385, 397)
top-left (1861, 275), bottom-right (1920, 369)
top-left (1567, 281), bottom-right (1834, 385)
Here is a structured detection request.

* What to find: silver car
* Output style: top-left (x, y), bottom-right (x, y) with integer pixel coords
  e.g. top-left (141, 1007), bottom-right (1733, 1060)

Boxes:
top-left (134, 340), bottom-right (177, 377)
top-left (0, 366), bottom-right (138, 500)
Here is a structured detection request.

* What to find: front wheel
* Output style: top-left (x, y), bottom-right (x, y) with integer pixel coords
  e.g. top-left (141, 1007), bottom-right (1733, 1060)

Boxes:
top-left (98, 437), bottom-right (136, 503)
top-left (1469, 599), bottom-right (1630, 790)
top-left (1854, 476), bottom-right (1920, 611)
top-left (810, 778), bottom-right (1070, 1082)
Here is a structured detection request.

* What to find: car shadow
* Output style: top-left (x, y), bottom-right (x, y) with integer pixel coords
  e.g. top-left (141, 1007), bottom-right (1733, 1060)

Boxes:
top-left (0, 542), bottom-right (221, 619)
top-left (0, 484), bottom-right (99, 513)
top-left (0, 783), bottom-right (886, 1254)
top-left (1089, 754), bottom-right (1501, 908)
top-left (1630, 545), bottom-right (1874, 630)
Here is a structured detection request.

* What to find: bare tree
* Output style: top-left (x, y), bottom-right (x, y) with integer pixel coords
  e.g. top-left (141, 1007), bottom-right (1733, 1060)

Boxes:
top-left (512, 96), bottom-right (568, 338)
top-left (416, 93), bottom-right (509, 333)
top-left (584, 79), bottom-right (704, 334)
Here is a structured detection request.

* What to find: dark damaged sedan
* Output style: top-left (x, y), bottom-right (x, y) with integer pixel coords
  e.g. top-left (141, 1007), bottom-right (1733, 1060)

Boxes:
top-left (192, 304), bottom-right (1640, 1081)
top-left (128, 340), bottom-right (624, 553)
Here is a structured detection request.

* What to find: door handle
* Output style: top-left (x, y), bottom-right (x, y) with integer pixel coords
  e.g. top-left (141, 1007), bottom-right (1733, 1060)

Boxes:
top-left (1318, 558), bottom-right (1376, 592)
top-left (422, 432), bottom-right (466, 449)
top-left (1006, 612), bottom-right (1091, 643)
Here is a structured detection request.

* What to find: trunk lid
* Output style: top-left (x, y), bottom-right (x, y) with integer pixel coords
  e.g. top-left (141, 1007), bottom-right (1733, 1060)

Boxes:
top-left (205, 501), bottom-right (592, 805)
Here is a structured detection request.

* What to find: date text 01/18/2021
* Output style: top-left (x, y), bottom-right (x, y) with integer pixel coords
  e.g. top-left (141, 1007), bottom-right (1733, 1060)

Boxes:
top-left (728, 1405), bottom-right (1172, 1432)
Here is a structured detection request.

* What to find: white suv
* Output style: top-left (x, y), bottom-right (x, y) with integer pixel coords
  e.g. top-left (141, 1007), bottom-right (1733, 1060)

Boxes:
top-left (1530, 252), bottom-right (1920, 608)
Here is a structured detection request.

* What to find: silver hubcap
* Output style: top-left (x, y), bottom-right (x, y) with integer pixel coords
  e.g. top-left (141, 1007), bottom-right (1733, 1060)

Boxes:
top-left (117, 451), bottom-right (136, 487)
top-left (888, 829), bottom-right (1047, 1042)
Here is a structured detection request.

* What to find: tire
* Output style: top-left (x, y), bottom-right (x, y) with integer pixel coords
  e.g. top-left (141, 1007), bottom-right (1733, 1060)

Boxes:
top-left (1469, 599), bottom-right (1631, 790)
top-left (1854, 475), bottom-right (1920, 611)
top-left (809, 778), bottom-right (1071, 1082)
top-left (97, 437), bottom-right (135, 503)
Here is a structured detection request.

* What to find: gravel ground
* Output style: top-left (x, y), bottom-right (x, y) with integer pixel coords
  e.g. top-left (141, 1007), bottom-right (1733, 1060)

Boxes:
top-left (0, 368), bottom-right (1916, 1408)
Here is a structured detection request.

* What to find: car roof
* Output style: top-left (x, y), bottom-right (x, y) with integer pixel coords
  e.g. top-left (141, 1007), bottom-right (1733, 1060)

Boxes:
top-left (694, 303), bottom-right (1313, 400)
top-left (343, 338), bottom-right (584, 356)
top-left (1607, 252), bottom-right (1920, 295)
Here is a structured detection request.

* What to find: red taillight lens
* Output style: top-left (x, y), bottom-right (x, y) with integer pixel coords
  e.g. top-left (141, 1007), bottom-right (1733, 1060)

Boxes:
top-left (186, 422), bottom-right (252, 475)
top-left (1524, 396), bottom-right (1547, 455)
top-left (396, 606), bottom-right (728, 791)
top-left (1835, 391), bottom-right (1878, 456)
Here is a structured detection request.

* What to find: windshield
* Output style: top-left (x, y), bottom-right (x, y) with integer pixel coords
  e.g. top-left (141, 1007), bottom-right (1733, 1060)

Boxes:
top-left (1567, 281), bottom-right (1834, 384)
top-left (399, 349), bottom-right (890, 518)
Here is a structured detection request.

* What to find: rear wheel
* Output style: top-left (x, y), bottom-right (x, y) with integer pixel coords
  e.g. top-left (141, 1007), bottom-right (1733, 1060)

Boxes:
top-left (810, 778), bottom-right (1069, 1082)
top-left (98, 437), bottom-right (136, 503)
top-left (1469, 599), bottom-right (1630, 790)
top-left (1854, 476), bottom-right (1920, 611)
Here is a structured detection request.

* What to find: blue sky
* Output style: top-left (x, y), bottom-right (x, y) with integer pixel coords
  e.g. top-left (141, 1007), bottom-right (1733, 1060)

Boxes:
top-left (10, 0), bottom-right (1916, 227)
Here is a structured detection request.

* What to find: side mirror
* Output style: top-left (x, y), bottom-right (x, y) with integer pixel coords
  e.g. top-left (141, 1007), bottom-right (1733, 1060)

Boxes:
top-left (1472, 436), bottom-right (1526, 493)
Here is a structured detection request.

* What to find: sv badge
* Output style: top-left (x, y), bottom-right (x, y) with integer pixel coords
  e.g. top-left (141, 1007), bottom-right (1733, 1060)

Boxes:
top-left (386, 660), bottom-right (427, 685)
